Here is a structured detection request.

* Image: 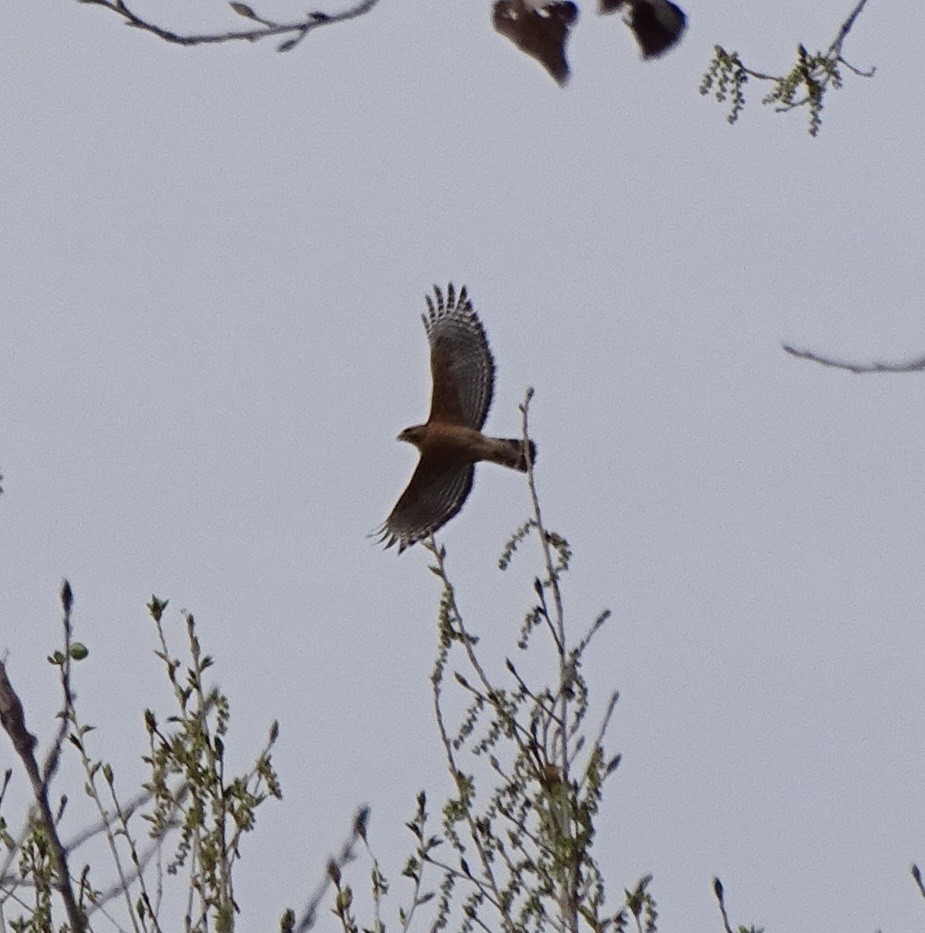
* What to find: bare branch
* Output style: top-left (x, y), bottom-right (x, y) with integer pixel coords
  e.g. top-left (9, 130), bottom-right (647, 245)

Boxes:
top-left (782, 343), bottom-right (925, 374)
top-left (832, 0), bottom-right (871, 49)
top-left (77, 0), bottom-right (381, 52)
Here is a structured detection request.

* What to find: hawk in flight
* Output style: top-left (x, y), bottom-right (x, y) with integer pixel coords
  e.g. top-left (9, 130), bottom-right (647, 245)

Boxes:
top-left (378, 285), bottom-right (536, 554)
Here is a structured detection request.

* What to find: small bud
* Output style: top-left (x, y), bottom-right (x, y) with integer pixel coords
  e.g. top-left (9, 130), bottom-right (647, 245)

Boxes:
top-left (61, 580), bottom-right (73, 614)
top-left (69, 643), bottom-right (89, 661)
top-left (336, 886), bottom-right (352, 910)
top-left (147, 596), bottom-right (168, 622)
top-left (354, 805), bottom-right (370, 840)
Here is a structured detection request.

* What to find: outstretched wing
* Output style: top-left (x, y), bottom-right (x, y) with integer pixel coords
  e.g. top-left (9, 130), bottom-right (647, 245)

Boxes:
top-left (493, 0), bottom-right (579, 87)
top-left (424, 284), bottom-right (496, 430)
top-left (377, 457), bottom-right (475, 554)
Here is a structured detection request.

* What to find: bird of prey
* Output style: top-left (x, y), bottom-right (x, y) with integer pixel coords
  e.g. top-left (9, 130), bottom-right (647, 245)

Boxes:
top-left (377, 285), bottom-right (536, 554)
top-left (599, 0), bottom-right (687, 58)
top-left (492, 0), bottom-right (579, 86)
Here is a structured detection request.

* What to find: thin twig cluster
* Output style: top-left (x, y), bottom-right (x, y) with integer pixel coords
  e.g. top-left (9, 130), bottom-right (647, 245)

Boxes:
top-left (0, 585), bottom-right (281, 932)
top-left (699, 0), bottom-right (874, 135)
top-left (327, 390), bottom-right (660, 932)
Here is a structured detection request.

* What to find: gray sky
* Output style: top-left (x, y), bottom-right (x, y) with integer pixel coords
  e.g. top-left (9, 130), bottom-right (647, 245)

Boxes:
top-left (2, 0), bottom-right (924, 929)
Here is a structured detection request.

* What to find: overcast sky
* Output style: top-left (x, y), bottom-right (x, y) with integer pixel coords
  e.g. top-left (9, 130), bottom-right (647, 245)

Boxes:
top-left (3, 0), bottom-right (924, 930)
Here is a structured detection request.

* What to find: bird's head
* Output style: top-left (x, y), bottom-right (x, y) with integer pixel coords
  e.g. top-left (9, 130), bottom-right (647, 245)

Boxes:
top-left (397, 425), bottom-right (426, 447)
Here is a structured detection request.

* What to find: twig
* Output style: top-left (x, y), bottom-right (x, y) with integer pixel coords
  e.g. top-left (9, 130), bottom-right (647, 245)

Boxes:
top-left (64, 656), bottom-right (144, 931)
top-left (782, 343), bottom-right (925, 374)
top-left (85, 818), bottom-right (181, 915)
top-left (713, 877), bottom-right (735, 933)
top-left (519, 389), bottom-right (580, 933)
top-left (425, 537), bottom-right (496, 699)
top-left (701, 0), bottom-right (875, 134)
top-left (77, 0), bottom-right (381, 53)
top-left (578, 690), bottom-right (619, 794)
top-left (518, 395), bottom-right (568, 763)
top-left (911, 863), bottom-right (925, 901)
top-left (779, 0), bottom-right (875, 110)
top-left (60, 788), bottom-right (154, 853)
top-left (572, 609), bottom-right (611, 660)
top-left (833, 0), bottom-right (870, 49)
top-left (428, 632), bottom-right (508, 920)
top-left (424, 538), bottom-right (527, 930)
top-left (752, 0), bottom-right (872, 97)
top-left (0, 582), bottom-right (86, 932)
top-left (295, 806), bottom-right (370, 932)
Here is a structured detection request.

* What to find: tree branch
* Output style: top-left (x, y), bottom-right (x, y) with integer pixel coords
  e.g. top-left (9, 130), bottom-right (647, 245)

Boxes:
top-left (0, 582), bottom-right (86, 932)
top-left (77, 0), bottom-right (382, 53)
top-left (782, 343), bottom-right (925, 374)
top-left (295, 806), bottom-right (370, 932)
top-left (700, 0), bottom-right (875, 135)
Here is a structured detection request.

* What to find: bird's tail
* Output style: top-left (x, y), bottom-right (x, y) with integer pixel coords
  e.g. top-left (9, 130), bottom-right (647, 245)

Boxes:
top-left (488, 437), bottom-right (538, 473)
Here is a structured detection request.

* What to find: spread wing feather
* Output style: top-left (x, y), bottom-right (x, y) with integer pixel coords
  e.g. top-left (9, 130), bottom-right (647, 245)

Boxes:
top-left (424, 284), bottom-right (495, 430)
top-left (377, 459), bottom-right (475, 554)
